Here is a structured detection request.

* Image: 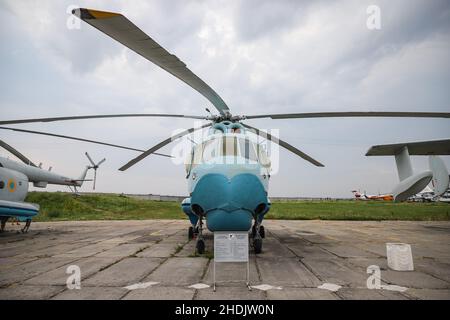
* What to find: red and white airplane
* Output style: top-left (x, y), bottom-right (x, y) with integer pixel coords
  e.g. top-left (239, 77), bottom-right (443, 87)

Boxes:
top-left (351, 190), bottom-right (393, 201)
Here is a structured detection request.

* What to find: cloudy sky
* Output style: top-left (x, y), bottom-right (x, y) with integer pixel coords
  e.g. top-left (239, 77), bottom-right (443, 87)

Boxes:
top-left (0, 0), bottom-right (449, 198)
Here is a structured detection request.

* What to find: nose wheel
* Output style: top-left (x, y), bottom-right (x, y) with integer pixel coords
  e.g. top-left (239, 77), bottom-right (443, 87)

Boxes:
top-left (196, 238), bottom-right (205, 254)
top-left (253, 238), bottom-right (262, 254)
top-left (251, 220), bottom-right (264, 254)
top-left (194, 216), bottom-right (205, 254)
top-left (188, 225), bottom-right (200, 240)
top-left (252, 225), bottom-right (265, 239)
top-left (188, 226), bottom-right (194, 240)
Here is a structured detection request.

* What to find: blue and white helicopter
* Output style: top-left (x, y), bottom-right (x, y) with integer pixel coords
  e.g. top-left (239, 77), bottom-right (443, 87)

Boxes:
top-left (1, 8), bottom-right (449, 253)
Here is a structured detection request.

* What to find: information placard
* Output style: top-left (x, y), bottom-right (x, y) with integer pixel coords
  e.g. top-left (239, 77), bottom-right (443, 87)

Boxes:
top-left (214, 231), bottom-right (248, 262)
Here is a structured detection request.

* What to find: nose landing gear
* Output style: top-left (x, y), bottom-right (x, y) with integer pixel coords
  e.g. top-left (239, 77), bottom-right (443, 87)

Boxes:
top-left (251, 219), bottom-right (265, 254)
top-left (196, 238), bottom-right (205, 254)
top-left (194, 216), bottom-right (205, 254)
top-left (187, 217), bottom-right (205, 254)
top-left (188, 226), bottom-right (194, 240)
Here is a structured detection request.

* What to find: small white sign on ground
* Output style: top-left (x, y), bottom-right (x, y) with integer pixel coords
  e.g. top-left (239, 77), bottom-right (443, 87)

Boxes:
top-left (386, 243), bottom-right (414, 271)
top-left (213, 231), bottom-right (250, 291)
top-left (214, 232), bottom-right (248, 262)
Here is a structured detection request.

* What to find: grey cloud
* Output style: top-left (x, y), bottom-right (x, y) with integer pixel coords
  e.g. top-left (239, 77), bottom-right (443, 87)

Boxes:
top-left (233, 0), bottom-right (316, 42)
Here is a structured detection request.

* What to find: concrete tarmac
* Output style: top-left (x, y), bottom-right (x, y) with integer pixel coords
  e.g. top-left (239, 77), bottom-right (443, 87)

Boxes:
top-left (0, 220), bottom-right (449, 300)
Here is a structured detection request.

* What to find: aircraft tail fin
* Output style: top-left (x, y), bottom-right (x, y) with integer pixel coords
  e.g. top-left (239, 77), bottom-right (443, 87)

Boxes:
top-left (75, 166), bottom-right (90, 187)
top-left (392, 146), bottom-right (432, 201)
top-left (394, 147), bottom-right (413, 181)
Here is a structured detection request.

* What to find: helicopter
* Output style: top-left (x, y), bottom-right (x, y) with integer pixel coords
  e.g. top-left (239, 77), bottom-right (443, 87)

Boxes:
top-left (0, 138), bottom-right (106, 232)
top-left (1, 8), bottom-right (449, 252)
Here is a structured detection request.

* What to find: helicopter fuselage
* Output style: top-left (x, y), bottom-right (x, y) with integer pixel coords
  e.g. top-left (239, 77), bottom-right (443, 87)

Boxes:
top-left (182, 121), bottom-right (271, 232)
top-left (0, 155), bottom-right (90, 228)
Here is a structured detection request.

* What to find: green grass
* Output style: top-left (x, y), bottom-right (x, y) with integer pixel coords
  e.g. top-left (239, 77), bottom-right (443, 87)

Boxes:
top-left (266, 200), bottom-right (450, 221)
top-left (25, 192), bottom-right (450, 222)
top-left (26, 192), bottom-right (184, 222)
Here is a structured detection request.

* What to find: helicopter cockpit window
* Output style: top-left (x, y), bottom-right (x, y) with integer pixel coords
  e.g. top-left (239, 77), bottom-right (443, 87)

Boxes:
top-left (256, 144), bottom-right (271, 167)
top-left (223, 136), bottom-right (237, 156)
top-left (202, 138), bottom-right (220, 162)
top-left (190, 143), bottom-right (204, 168)
top-left (190, 136), bottom-right (262, 166)
top-left (237, 138), bottom-right (258, 161)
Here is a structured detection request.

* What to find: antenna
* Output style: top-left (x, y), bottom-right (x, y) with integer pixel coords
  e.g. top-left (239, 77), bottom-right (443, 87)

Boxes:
top-left (85, 152), bottom-right (106, 190)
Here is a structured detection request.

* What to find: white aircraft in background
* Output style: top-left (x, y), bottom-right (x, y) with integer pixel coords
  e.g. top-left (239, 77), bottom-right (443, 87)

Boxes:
top-left (438, 189), bottom-right (450, 203)
top-left (408, 185), bottom-right (435, 202)
top-left (366, 139), bottom-right (450, 202)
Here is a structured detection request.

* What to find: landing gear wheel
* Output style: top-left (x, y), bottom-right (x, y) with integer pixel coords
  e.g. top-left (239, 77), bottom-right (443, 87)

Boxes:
top-left (259, 225), bottom-right (265, 239)
top-left (188, 226), bottom-right (194, 240)
top-left (253, 238), bottom-right (262, 254)
top-left (196, 239), bottom-right (205, 254)
top-left (251, 225), bottom-right (265, 239)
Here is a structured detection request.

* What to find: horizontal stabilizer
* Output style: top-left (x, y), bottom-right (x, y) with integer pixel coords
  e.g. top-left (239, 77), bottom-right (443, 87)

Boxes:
top-left (366, 139), bottom-right (450, 156)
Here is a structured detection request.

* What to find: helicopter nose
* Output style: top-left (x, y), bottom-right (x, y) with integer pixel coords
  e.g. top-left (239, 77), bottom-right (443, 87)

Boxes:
top-left (190, 173), bottom-right (269, 231)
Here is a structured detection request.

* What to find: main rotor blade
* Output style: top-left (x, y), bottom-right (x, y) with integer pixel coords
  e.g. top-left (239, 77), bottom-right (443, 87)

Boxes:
top-left (242, 123), bottom-right (324, 167)
top-left (0, 139), bottom-right (37, 167)
top-left (73, 8), bottom-right (230, 116)
top-left (244, 111), bottom-right (450, 120)
top-left (0, 113), bottom-right (205, 126)
top-left (0, 126), bottom-right (172, 158)
top-left (119, 123), bottom-right (212, 171)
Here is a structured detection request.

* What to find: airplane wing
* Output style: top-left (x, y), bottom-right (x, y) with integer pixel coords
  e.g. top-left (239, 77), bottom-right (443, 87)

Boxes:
top-left (366, 139), bottom-right (450, 156)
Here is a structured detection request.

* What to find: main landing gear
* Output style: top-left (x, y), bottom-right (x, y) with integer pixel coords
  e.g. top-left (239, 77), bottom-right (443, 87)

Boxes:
top-left (251, 220), bottom-right (265, 254)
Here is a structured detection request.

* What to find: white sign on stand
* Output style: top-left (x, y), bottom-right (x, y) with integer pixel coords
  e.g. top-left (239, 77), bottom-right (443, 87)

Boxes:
top-left (213, 231), bottom-right (250, 291)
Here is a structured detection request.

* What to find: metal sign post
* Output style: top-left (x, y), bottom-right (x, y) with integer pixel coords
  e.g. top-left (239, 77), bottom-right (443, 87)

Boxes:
top-left (213, 231), bottom-right (251, 292)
